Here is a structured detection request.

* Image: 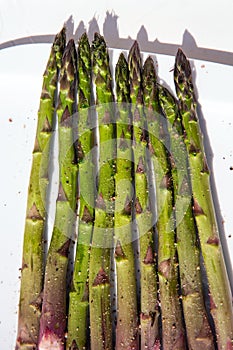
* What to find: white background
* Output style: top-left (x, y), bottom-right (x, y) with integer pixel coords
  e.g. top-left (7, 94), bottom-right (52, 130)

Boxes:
top-left (0, 1), bottom-right (233, 348)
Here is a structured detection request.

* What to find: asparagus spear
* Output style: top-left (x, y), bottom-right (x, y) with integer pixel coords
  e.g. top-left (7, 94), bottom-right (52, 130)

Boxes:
top-left (66, 33), bottom-right (94, 350)
top-left (114, 52), bottom-right (139, 349)
top-left (15, 27), bottom-right (66, 350)
top-left (38, 39), bottom-right (78, 350)
top-left (142, 56), bottom-right (187, 350)
top-left (174, 48), bottom-right (233, 350)
top-left (128, 42), bottom-right (160, 350)
top-left (88, 32), bottom-right (115, 350)
top-left (158, 81), bottom-right (215, 349)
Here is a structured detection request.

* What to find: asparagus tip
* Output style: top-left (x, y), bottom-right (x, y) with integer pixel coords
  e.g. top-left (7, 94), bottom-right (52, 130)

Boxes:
top-left (129, 40), bottom-right (140, 54)
top-left (128, 40), bottom-right (141, 69)
top-left (93, 31), bottom-right (105, 46)
top-left (175, 48), bottom-right (192, 78)
top-left (119, 51), bottom-right (126, 61)
top-left (143, 55), bottom-right (155, 71)
top-left (54, 26), bottom-right (66, 46)
top-left (79, 31), bottom-right (88, 42)
top-left (62, 38), bottom-right (77, 65)
top-left (176, 47), bottom-right (187, 64)
top-left (115, 52), bottom-right (130, 103)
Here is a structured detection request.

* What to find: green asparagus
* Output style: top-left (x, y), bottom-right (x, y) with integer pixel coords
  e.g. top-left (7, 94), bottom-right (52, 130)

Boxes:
top-left (38, 39), bottom-right (78, 350)
top-left (128, 42), bottom-right (160, 350)
top-left (16, 29), bottom-right (233, 350)
top-left (174, 48), bottom-right (233, 350)
top-left (66, 32), bottom-right (94, 350)
top-left (142, 56), bottom-right (187, 350)
top-left (158, 81), bottom-right (215, 349)
top-left (15, 27), bottom-right (66, 350)
top-left (88, 32), bottom-right (115, 350)
top-left (114, 52), bottom-right (139, 349)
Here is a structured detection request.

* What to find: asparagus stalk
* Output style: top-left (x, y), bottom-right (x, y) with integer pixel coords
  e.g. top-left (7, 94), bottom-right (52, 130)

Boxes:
top-left (15, 27), bottom-right (66, 350)
top-left (128, 42), bottom-right (160, 350)
top-left (66, 33), bottom-right (94, 350)
top-left (88, 32), bottom-right (115, 350)
top-left (38, 39), bottom-right (78, 350)
top-left (174, 48), bottom-right (233, 350)
top-left (114, 52), bottom-right (139, 349)
top-left (142, 56), bottom-right (187, 350)
top-left (158, 81), bottom-right (215, 349)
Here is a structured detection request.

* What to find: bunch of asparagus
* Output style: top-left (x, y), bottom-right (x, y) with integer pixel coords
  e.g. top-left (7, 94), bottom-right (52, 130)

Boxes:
top-left (16, 26), bottom-right (233, 350)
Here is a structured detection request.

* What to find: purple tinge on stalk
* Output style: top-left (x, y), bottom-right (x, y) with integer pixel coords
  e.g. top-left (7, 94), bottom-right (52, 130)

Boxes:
top-left (226, 338), bottom-right (233, 350)
top-left (38, 328), bottom-right (64, 350)
top-left (38, 237), bottom-right (71, 350)
top-left (153, 339), bottom-right (162, 350)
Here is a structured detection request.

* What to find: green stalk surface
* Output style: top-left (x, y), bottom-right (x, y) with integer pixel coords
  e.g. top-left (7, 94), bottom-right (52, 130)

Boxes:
top-left (16, 27), bottom-right (66, 350)
top-left (128, 42), bottom-right (159, 350)
top-left (66, 33), bottom-right (94, 350)
top-left (158, 82), bottom-right (215, 349)
top-left (38, 39), bottom-right (78, 350)
top-left (114, 52), bottom-right (139, 349)
top-left (142, 56), bottom-right (187, 350)
top-left (88, 32), bottom-right (115, 350)
top-left (174, 48), bottom-right (233, 350)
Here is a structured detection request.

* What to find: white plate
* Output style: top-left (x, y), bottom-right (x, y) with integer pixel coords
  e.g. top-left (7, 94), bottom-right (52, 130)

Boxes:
top-left (0, 2), bottom-right (233, 348)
